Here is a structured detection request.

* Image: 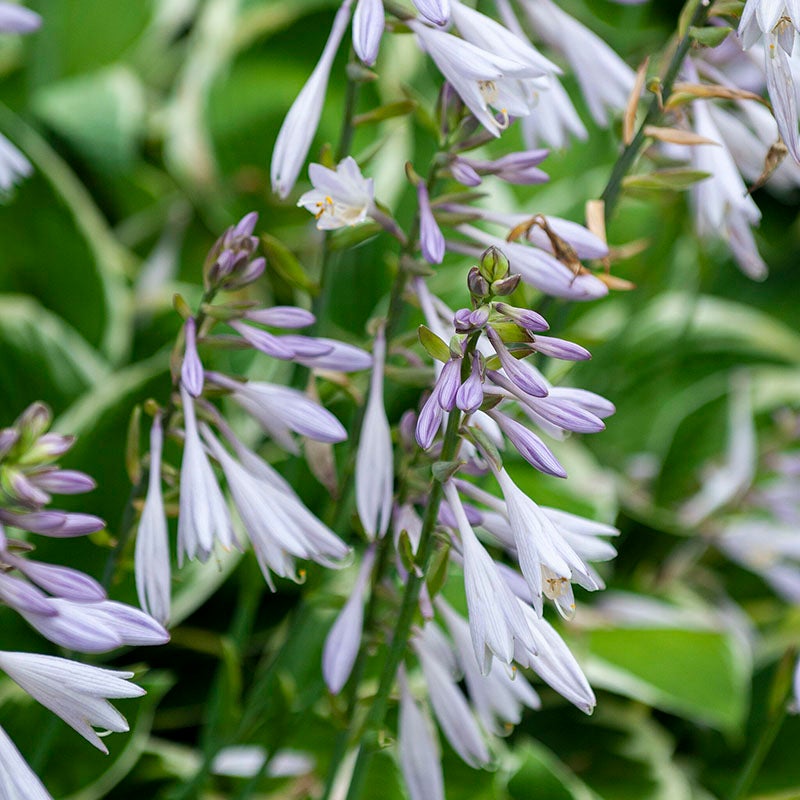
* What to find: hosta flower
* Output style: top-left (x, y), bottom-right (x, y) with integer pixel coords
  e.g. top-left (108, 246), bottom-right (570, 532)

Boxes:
top-left (353, 0), bottom-right (384, 66)
top-left (739, 0), bottom-right (800, 162)
top-left (413, 627), bottom-right (491, 768)
top-left (0, 133), bottom-right (32, 195)
top-left (0, 2), bottom-right (40, 32)
top-left (356, 326), bottom-right (393, 539)
top-left (443, 481), bottom-right (535, 672)
top-left (398, 668), bottom-right (445, 800)
top-left (271, 0), bottom-right (353, 197)
top-left (177, 385), bottom-right (236, 564)
top-left (0, 724), bottom-right (52, 800)
top-left (322, 546), bottom-right (375, 693)
top-left (409, 21), bottom-right (541, 136)
top-left (0, 652), bottom-right (145, 753)
top-left (135, 414), bottom-right (171, 625)
top-left (518, 0), bottom-right (635, 125)
top-left (298, 156), bottom-right (374, 229)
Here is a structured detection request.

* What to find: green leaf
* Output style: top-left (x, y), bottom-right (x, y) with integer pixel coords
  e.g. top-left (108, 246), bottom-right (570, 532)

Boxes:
top-left (353, 99), bottom-right (417, 126)
top-left (623, 169), bottom-right (711, 191)
top-left (508, 739), bottom-right (603, 800)
top-left (32, 66), bottom-right (146, 172)
top-left (418, 324), bottom-right (450, 362)
top-left (0, 294), bottom-right (107, 421)
top-left (688, 25), bottom-right (733, 47)
top-left (586, 627), bottom-right (750, 732)
top-left (261, 233), bottom-right (318, 294)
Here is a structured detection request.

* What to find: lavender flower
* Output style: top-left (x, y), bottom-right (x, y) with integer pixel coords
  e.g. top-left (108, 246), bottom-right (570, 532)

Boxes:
top-left (398, 668), bottom-right (445, 800)
top-left (0, 133), bottom-right (32, 195)
top-left (271, 0), bottom-right (353, 197)
top-left (0, 2), bottom-right (41, 33)
top-left (409, 21), bottom-right (540, 136)
top-left (356, 326), bottom-right (393, 539)
top-left (322, 546), bottom-right (375, 693)
top-left (135, 414), bottom-right (171, 624)
top-left (417, 181), bottom-right (445, 264)
top-left (0, 725), bottom-right (52, 800)
top-left (177, 385), bottom-right (237, 564)
top-left (411, 0), bottom-right (450, 26)
top-left (180, 318), bottom-right (204, 397)
top-left (518, 0), bottom-right (635, 125)
top-left (353, 0), bottom-right (384, 66)
top-left (443, 481), bottom-right (535, 672)
top-left (0, 652), bottom-right (145, 753)
top-left (298, 156), bottom-right (375, 229)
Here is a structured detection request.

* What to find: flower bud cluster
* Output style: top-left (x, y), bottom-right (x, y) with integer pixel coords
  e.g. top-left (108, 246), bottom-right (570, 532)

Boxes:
top-left (203, 211), bottom-right (266, 292)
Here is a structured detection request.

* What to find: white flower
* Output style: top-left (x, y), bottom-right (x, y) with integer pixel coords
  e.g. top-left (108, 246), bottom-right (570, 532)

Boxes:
top-left (0, 724), bottom-right (52, 800)
top-left (203, 426), bottom-right (350, 588)
top-left (270, 0), bottom-right (353, 198)
top-left (0, 133), bottom-right (32, 194)
top-left (739, 0), bottom-right (800, 162)
top-left (437, 599), bottom-right (540, 735)
top-left (208, 372), bottom-right (347, 454)
top-left (493, 467), bottom-right (598, 619)
top-left (409, 21), bottom-right (541, 136)
top-left (177, 386), bottom-right (237, 565)
top-left (0, 651), bottom-right (144, 753)
top-left (413, 627), bottom-right (491, 768)
top-left (298, 156), bottom-right (374, 230)
top-left (398, 668), bottom-right (445, 800)
top-left (322, 546), bottom-right (375, 693)
top-left (518, 0), bottom-right (635, 125)
top-left (514, 600), bottom-right (596, 713)
top-left (135, 413), bottom-right (171, 625)
top-left (443, 482), bottom-right (535, 672)
top-left (355, 325), bottom-right (393, 539)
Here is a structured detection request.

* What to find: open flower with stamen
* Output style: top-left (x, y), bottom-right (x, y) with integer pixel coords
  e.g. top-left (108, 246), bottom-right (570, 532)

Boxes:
top-left (298, 156), bottom-right (374, 230)
top-left (409, 20), bottom-right (542, 136)
top-left (492, 466), bottom-right (598, 618)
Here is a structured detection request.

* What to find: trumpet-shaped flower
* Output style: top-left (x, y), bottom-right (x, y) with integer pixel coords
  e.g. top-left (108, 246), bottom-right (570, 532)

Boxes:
top-left (409, 21), bottom-right (541, 136)
top-left (443, 482), bottom-right (535, 672)
top-left (298, 156), bottom-right (374, 229)
top-left (135, 414), bottom-right (171, 625)
top-left (398, 668), bottom-right (445, 800)
top-left (0, 652), bottom-right (145, 753)
top-left (177, 386), bottom-right (236, 564)
top-left (270, 0), bottom-right (353, 197)
top-left (322, 546), bottom-right (375, 693)
top-left (353, 0), bottom-right (384, 66)
top-left (0, 724), bottom-right (52, 800)
top-left (355, 326), bottom-right (393, 539)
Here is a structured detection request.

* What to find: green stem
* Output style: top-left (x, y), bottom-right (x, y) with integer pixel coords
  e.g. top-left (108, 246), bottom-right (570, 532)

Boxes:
top-left (600, 0), bottom-right (710, 222)
top-left (337, 51), bottom-right (361, 162)
top-left (729, 647), bottom-right (797, 800)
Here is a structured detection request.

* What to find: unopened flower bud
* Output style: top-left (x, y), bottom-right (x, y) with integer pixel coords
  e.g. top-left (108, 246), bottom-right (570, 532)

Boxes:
top-left (491, 272), bottom-right (521, 296)
top-left (478, 246), bottom-right (509, 283)
top-left (467, 266), bottom-right (490, 300)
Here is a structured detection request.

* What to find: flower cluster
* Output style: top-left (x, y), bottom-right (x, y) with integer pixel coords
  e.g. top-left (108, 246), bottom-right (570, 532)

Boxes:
top-left (134, 212), bottom-right (373, 624)
top-left (0, 402), bottom-right (168, 798)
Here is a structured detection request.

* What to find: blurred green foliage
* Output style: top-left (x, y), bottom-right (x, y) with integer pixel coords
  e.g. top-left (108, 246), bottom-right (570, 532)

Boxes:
top-left (0, 0), bottom-right (799, 798)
